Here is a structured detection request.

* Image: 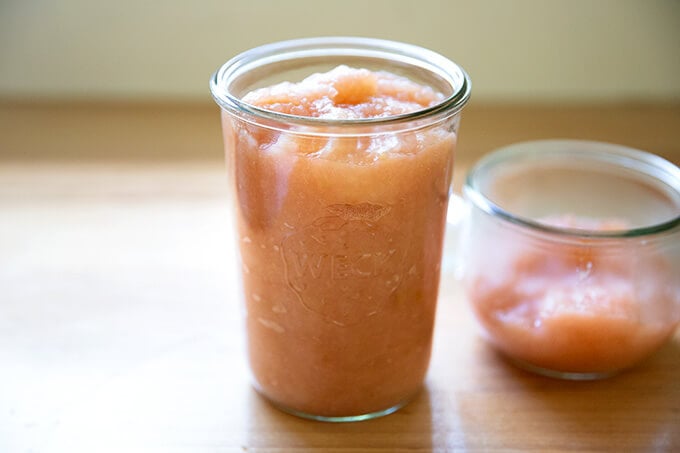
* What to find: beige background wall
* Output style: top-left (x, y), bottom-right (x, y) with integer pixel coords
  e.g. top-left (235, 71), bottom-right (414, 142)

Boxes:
top-left (1, 0), bottom-right (678, 103)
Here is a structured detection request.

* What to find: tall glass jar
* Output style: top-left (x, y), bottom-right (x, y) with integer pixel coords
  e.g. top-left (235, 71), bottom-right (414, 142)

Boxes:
top-left (210, 37), bottom-right (470, 421)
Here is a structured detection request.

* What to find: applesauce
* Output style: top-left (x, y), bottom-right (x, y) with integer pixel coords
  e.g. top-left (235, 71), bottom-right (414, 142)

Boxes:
top-left (460, 140), bottom-right (680, 379)
top-left (210, 38), bottom-right (471, 420)
top-left (467, 216), bottom-right (678, 376)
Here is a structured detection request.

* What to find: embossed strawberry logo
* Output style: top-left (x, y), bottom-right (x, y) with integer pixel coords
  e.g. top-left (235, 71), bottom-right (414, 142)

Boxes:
top-left (282, 203), bottom-right (405, 326)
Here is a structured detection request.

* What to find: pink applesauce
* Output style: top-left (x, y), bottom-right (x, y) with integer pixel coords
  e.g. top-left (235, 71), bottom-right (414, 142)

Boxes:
top-left (225, 66), bottom-right (456, 415)
top-left (466, 216), bottom-right (678, 375)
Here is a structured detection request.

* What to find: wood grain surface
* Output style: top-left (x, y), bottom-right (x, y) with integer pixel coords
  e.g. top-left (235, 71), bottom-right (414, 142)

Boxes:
top-left (1, 101), bottom-right (678, 452)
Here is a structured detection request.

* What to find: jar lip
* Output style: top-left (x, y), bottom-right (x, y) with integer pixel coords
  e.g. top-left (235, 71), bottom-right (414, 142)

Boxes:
top-left (209, 36), bottom-right (471, 127)
top-left (464, 139), bottom-right (680, 239)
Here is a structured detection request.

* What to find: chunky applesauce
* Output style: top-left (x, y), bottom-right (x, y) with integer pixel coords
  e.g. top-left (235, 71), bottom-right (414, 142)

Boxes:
top-left (222, 66), bottom-right (457, 416)
top-left (466, 216), bottom-right (678, 376)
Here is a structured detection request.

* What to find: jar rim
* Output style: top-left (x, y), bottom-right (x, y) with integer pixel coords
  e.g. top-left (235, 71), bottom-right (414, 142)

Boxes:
top-left (464, 139), bottom-right (680, 239)
top-left (209, 36), bottom-right (471, 127)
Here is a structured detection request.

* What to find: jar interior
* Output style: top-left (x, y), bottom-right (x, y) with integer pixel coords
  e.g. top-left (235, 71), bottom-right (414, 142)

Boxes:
top-left (228, 55), bottom-right (455, 100)
top-left (470, 143), bottom-right (680, 231)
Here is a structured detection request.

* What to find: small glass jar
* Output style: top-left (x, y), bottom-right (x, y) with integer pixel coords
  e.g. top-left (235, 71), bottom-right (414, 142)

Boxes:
top-left (460, 140), bottom-right (680, 380)
top-left (210, 37), bottom-right (470, 420)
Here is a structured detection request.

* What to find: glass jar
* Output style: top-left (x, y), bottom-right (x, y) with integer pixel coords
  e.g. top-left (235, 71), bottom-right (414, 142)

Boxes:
top-left (460, 140), bottom-right (680, 379)
top-left (210, 37), bottom-right (470, 420)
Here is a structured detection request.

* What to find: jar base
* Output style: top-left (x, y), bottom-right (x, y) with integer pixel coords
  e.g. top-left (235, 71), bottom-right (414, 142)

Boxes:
top-left (507, 356), bottom-right (622, 380)
top-left (259, 391), bottom-right (413, 422)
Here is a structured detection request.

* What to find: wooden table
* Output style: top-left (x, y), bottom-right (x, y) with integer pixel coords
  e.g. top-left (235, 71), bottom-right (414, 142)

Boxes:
top-left (1, 102), bottom-right (679, 452)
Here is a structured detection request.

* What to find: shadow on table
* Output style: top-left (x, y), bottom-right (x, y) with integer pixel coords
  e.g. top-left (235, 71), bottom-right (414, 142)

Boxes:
top-left (245, 385), bottom-right (434, 451)
top-left (456, 338), bottom-right (680, 451)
